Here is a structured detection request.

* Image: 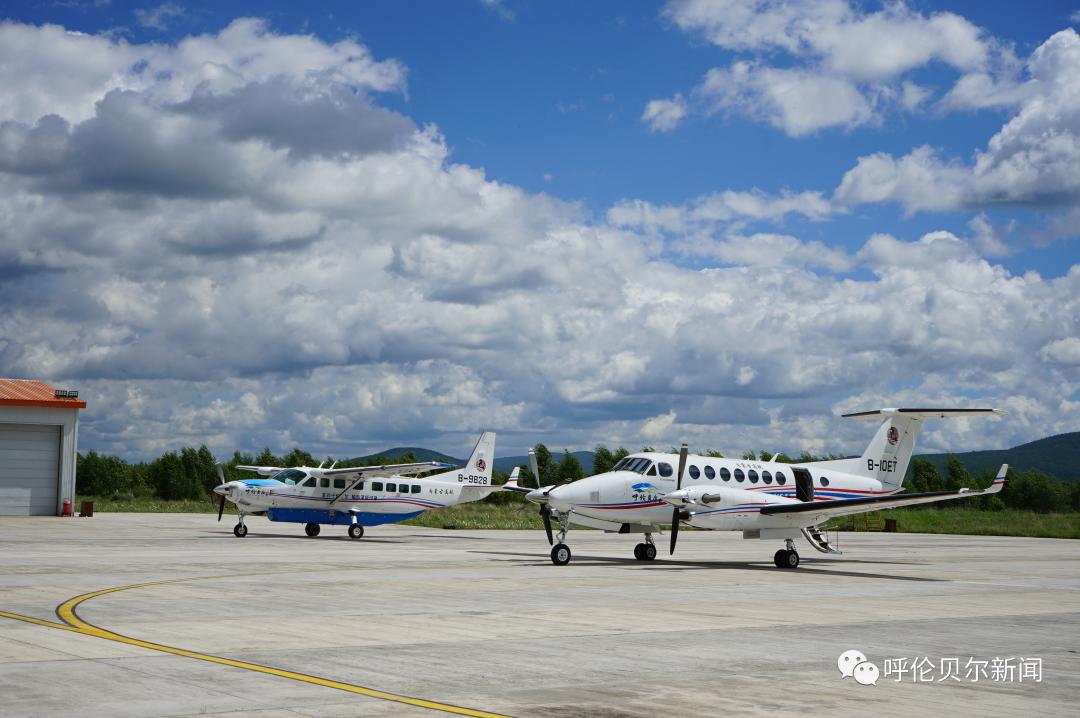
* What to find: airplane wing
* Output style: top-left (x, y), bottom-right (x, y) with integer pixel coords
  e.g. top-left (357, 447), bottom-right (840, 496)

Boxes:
top-left (759, 464), bottom-right (1007, 524)
top-left (321, 461), bottom-right (454, 479)
top-left (235, 465), bottom-right (284, 476)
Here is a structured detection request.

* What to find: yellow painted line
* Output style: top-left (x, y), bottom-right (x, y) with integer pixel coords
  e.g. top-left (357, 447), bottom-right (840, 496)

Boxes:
top-left (0, 575), bottom-right (512, 718)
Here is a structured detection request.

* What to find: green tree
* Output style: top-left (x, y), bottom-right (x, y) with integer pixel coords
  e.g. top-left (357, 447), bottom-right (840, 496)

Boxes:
top-left (771, 452), bottom-right (794, 463)
top-left (556, 450), bottom-right (585, 482)
top-left (705, 449), bottom-right (724, 458)
top-left (592, 445), bottom-right (617, 475)
top-left (758, 450), bottom-right (773, 461)
top-left (908, 457), bottom-right (943, 493)
top-left (282, 448), bottom-right (317, 467)
top-left (76, 450), bottom-right (134, 497)
top-left (1002, 469), bottom-right (1069, 513)
top-left (742, 450), bottom-right (757, 460)
top-left (945, 454), bottom-right (977, 491)
top-left (255, 447), bottom-right (281, 467)
top-left (148, 451), bottom-right (201, 500)
top-left (531, 443), bottom-right (558, 486)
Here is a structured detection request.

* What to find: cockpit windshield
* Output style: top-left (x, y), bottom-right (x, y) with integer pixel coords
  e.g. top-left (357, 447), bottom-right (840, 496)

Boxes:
top-left (272, 468), bottom-right (306, 486)
top-left (612, 457), bottom-right (652, 474)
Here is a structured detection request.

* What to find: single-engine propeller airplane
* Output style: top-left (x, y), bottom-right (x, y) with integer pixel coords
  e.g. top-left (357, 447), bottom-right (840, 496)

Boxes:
top-left (515, 408), bottom-right (1007, 567)
top-left (213, 432), bottom-right (498, 539)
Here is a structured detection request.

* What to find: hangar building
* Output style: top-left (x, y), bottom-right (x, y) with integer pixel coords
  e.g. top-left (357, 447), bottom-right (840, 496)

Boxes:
top-left (0, 378), bottom-right (86, 516)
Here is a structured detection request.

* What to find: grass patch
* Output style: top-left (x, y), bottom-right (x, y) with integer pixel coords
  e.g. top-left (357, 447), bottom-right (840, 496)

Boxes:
top-left (77, 496), bottom-right (221, 513)
top-left (868, 508), bottom-right (1080, 539)
top-left (401, 502), bottom-right (545, 530)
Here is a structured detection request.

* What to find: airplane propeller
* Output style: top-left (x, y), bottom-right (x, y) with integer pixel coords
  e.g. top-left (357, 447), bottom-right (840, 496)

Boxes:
top-left (215, 464), bottom-right (227, 522)
top-left (529, 449), bottom-right (554, 545)
top-left (669, 443), bottom-right (689, 555)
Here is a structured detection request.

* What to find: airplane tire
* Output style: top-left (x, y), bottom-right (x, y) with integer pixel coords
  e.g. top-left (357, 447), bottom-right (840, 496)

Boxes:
top-left (641, 543), bottom-right (657, 561)
top-left (786, 550), bottom-right (800, 568)
top-left (349, 524), bottom-right (364, 539)
top-left (233, 523), bottom-right (247, 538)
top-left (551, 543), bottom-right (572, 566)
top-left (633, 543), bottom-right (645, 560)
top-left (304, 523), bottom-right (321, 537)
top-left (773, 549), bottom-right (786, 568)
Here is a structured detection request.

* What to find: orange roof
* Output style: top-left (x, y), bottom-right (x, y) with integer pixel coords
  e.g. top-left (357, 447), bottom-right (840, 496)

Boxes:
top-left (0, 378), bottom-right (87, 409)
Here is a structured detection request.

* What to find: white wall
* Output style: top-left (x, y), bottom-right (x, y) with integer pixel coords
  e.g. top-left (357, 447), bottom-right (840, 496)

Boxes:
top-left (0, 405), bottom-right (80, 515)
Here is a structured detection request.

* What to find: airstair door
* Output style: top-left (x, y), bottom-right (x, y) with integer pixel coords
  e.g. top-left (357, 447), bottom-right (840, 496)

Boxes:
top-left (793, 468), bottom-right (814, 503)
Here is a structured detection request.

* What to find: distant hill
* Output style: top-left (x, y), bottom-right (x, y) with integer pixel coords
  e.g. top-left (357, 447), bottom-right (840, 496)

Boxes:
top-left (350, 446), bottom-right (464, 466)
top-left (352, 432), bottom-right (1078, 482)
top-left (349, 447), bottom-right (598, 475)
top-left (913, 431), bottom-right (1079, 482)
top-left (494, 451), bottom-right (596, 474)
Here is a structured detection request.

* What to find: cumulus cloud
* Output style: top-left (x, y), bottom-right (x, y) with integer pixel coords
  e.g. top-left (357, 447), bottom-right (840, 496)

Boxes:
top-left (641, 94), bottom-right (688, 133)
top-left (135, 3), bottom-right (184, 30)
top-left (837, 29), bottom-right (1080, 213)
top-left (1, 19), bottom-right (1075, 461)
top-left (648, 0), bottom-right (997, 135)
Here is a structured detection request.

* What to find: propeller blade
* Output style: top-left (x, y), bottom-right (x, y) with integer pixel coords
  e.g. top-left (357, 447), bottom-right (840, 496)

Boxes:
top-left (669, 507), bottom-right (680, 555)
top-left (539, 504), bottom-right (554, 545)
top-left (217, 494), bottom-right (226, 522)
top-left (528, 448), bottom-right (541, 490)
top-left (670, 443), bottom-right (689, 554)
top-left (676, 443), bottom-right (688, 490)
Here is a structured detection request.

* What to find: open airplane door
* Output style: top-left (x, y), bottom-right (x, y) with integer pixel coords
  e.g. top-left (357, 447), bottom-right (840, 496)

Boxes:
top-left (793, 468), bottom-right (814, 503)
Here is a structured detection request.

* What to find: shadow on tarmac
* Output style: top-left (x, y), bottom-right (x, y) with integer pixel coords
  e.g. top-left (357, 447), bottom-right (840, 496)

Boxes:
top-left (470, 550), bottom-right (943, 581)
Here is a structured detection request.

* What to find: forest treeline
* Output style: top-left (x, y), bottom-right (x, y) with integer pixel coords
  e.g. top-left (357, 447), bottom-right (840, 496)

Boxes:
top-left (77, 443), bottom-right (1080, 514)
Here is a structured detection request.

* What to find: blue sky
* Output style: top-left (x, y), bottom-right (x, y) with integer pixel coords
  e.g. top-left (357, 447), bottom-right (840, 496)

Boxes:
top-left (1, 1), bottom-right (1078, 460)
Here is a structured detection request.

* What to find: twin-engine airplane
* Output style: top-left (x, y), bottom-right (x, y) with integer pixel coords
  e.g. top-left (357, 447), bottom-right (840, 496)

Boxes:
top-left (516, 409), bottom-right (1007, 567)
top-left (213, 432), bottom-right (497, 538)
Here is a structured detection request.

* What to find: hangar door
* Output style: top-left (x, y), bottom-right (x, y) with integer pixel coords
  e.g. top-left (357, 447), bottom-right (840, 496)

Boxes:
top-left (0, 424), bottom-right (61, 516)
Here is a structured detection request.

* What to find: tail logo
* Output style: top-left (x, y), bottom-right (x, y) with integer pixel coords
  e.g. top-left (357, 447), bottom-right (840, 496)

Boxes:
top-left (476, 459), bottom-right (486, 470)
top-left (887, 427), bottom-right (899, 445)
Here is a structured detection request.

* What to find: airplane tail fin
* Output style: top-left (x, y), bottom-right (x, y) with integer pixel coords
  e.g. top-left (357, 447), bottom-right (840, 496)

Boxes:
top-left (429, 431), bottom-right (496, 485)
top-left (504, 466), bottom-right (521, 489)
top-left (812, 408), bottom-right (1004, 490)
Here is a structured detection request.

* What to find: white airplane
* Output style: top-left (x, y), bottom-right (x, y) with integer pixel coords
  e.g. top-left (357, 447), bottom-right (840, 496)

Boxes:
top-left (213, 432), bottom-right (498, 538)
top-left (517, 409), bottom-right (1008, 567)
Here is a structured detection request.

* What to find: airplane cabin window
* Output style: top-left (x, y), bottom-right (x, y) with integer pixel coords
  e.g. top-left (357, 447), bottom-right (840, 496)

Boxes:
top-left (821, 477), bottom-right (830, 487)
top-left (734, 468), bottom-right (745, 482)
top-left (320, 478), bottom-right (330, 488)
top-left (646, 465), bottom-right (657, 476)
top-left (688, 465), bottom-right (700, 479)
top-left (386, 483), bottom-right (397, 492)
top-left (333, 478), bottom-right (346, 489)
top-left (612, 459), bottom-right (630, 471)
top-left (704, 466), bottom-right (715, 480)
top-left (355, 482), bottom-right (364, 491)
top-left (411, 485), bottom-right (421, 494)
top-left (372, 482), bottom-right (383, 491)
top-left (720, 467), bottom-right (731, 481)
top-left (302, 477), bottom-right (317, 487)
top-left (748, 470), bottom-right (758, 483)
top-left (775, 472), bottom-right (786, 485)
top-left (657, 462), bottom-right (673, 477)
top-left (762, 471), bottom-right (773, 484)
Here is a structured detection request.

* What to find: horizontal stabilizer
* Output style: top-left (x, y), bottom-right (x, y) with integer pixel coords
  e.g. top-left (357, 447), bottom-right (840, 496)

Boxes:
top-left (842, 408), bottom-right (1006, 420)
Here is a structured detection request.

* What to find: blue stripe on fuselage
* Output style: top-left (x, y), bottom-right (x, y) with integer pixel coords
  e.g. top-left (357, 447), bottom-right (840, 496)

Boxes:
top-left (265, 508), bottom-right (425, 526)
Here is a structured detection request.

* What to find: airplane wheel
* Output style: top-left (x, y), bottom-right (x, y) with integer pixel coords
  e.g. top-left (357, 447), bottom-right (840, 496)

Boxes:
top-left (233, 523), bottom-right (247, 538)
top-left (774, 549), bottom-right (799, 568)
top-left (633, 543), bottom-right (645, 560)
top-left (641, 543), bottom-right (657, 561)
top-left (349, 524), bottom-right (364, 539)
top-left (304, 523), bottom-right (321, 537)
top-left (551, 543), bottom-right (572, 566)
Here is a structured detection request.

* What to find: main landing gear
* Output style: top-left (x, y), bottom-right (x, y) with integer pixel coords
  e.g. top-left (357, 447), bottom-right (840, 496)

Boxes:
top-left (304, 522), bottom-right (321, 537)
top-left (349, 524), bottom-right (365, 539)
top-left (233, 512), bottom-right (248, 537)
top-left (773, 539), bottom-right (800, 569)
top-left (633, 534), bottom-right (657, 561)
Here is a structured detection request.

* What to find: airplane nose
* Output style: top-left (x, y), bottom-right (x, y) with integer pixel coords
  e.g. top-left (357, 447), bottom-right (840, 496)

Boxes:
top-left (213, 483), bottom-right (231, 496)
top-left (525, 489), bottom-right (547, 505)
